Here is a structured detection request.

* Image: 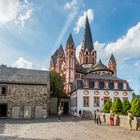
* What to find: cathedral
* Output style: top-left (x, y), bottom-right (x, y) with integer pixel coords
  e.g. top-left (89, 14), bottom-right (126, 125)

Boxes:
top-left (50, 16), bottom-right (133, 115)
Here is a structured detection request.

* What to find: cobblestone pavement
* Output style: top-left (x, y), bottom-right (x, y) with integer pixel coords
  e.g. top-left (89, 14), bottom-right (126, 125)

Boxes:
top-left (0, 116), bottom-right (140, 140)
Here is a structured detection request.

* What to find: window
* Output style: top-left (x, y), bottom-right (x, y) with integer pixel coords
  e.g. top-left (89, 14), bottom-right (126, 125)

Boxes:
top-left (92, 57), bottom-right (94, 63)
top-left (94, 97), bottom-right (100, 107)
top-left (104, 97), bottom-right (110, 104)
top-left (99, 81), bottom-right (104, 89)
top-left (83, 96), bottom-right (89, 107)
top-left (114, 97), bottom-right (118, 102)
top-left (77, 80), bottom-right (83, 88)
top-left (89, 80), bottom-right (94, 89)
top-left (123, 97), bottom-right (128, 101)
top-left (71, 51), bottom-right (73, 56)
top-left (85, 57), bottom-right (88, 64)
top-left (1, 87), bottom-right (7, 95)
top-left (109, 81), bottom-right (114, 89)
top-left (118, 82), bottom-right (123, 90)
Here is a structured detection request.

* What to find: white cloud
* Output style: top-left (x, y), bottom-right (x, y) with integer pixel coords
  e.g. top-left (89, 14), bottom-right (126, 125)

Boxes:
top-left (94, 22), bottom-right (140, 64)
top-left (74, 9), bottom-right (94, 34)
top-left (53, 0), bottom-right (83, 51)
top-left (12, 57), bottom-right (32, 69)
top-left (64, 0), bottom-right (78, 10)
top-left (76, 43), bottom-right (82, 60)
top-left (0, 0), bottom-right (32, 27)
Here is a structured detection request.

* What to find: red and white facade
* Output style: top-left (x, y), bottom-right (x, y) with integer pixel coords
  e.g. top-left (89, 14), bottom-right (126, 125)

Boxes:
top-left (50, 16), bottom-right (133, 115)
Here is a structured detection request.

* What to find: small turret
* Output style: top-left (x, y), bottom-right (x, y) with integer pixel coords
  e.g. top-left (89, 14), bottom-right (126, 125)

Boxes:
top-left (108, 54), bottom-right (117, 76)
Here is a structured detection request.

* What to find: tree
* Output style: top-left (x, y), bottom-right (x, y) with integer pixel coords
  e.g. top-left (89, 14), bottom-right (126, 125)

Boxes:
top-left (50, 70), bottom-right (66, 97)
top-left (122, 99), bottom-right (131, 115)
top-left (112, 97), bottom-right (123, 114)
top-left (130, 97), bottom-right (140, 117)
top-left (102, 100), bottom-right (112, 113)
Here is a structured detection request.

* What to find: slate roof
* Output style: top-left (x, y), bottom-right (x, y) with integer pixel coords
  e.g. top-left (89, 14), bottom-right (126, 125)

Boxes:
top-left (82, 16), bottom-right (94, 52)
top-left (76, 63), bottom-right (86, 73)
top-left (0, 65), bottom-right (49, 85)
top-left (66, 33), bottom-right (75, 49)
top-left (90, 59), bottom-right (113, 73)
top-left (110, 54), bottom-right (116, 64)
top-left (58, 44), bottom-right (65, 56)
top-left (51, 44), bottom-right (65, 65)
top-left (83, 73), bottom-right (123, 81)
top-left (51, 49), bottom-right (58, 65)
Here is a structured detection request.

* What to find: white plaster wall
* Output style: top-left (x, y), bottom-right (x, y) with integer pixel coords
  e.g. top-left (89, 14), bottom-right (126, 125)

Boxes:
top-left (76, 89), bottom-right (133, 116)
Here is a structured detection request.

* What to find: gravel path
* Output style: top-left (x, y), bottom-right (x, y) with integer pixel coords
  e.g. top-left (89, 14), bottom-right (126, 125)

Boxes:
top-left (0, 116), bottom-right (139, 140)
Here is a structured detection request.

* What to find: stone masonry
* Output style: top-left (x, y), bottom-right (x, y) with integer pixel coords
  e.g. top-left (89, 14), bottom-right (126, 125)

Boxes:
top-left (0, 84), bottom-right (49, 118)
top-left (0, 65), bottom-right (50, 119)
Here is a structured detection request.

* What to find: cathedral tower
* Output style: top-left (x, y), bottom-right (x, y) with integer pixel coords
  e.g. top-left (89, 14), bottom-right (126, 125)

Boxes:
top-left (65, 33), bottom-right (76, 94)
top-left (79, 16), bottom-right (96, 68)
top-left (108, 54), bottom-right (117, 76)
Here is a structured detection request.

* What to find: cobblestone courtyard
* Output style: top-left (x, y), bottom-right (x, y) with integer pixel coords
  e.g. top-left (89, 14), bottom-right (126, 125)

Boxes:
top-left (0, 116), bottom-right (140, 140)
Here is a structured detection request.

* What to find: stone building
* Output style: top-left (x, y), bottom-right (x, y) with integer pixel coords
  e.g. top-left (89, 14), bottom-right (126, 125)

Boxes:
top-left (50, 16), bottom-right (133, 115)
top-left (0, 65), bottom-right (50, 119)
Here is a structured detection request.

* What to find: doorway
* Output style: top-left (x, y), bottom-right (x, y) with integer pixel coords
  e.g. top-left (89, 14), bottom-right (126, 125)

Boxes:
top-left (63, 102), bottom-right (69, 114)
top-left (0, 104), bottom-right (7, 117)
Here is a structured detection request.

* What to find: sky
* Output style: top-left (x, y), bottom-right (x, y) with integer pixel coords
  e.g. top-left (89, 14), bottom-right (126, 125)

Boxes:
top-left (0, 0), bottom-right (140, 94)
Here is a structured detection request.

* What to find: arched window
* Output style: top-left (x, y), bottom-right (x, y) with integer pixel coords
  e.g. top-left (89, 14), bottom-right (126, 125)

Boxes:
top-left (118, 81), bottom-right (123, 90)
top-left (71, 50), bottom-right (73, 56)
top-left (92, 57), bottom-right (94, 63)
top-left (99, 81), bottom-right (104, 89)
top-left (86, 51), bottom-right (88, 55)
top-left (85, 57), bottom-right (88, 64)
top-left (109, 81), bottom-right (114, 89)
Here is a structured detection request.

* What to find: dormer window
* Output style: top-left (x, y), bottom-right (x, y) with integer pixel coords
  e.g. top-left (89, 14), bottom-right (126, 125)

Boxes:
top-left (118, 82), bottom-right (123, 90)
top-left (86, 51), bottom-right (88, 55)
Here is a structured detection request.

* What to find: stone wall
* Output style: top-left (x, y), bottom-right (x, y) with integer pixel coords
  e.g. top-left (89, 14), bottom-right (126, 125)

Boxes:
top-left (0, 84), bottom-right (50, 119)
top-left (102, 113), bottom-right (140, 130)
top-left (49, 98), bottom-right (58, 115)
top-left (82, 111), bottom-right (140, 130)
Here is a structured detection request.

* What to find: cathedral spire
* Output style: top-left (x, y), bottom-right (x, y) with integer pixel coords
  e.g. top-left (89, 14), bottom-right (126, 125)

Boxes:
top-left (66, 33), bottom-right (75, 49)
top-left (82, 15), bottom-right (93, 52)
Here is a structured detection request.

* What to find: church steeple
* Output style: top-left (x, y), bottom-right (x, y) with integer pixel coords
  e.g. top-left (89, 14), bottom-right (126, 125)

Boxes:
top-left (79, 15), bottom-right (96, 67)
top-left (66, 33), bottom-right (75, 49)
top-left (82, 15), bottom-right (94, 52)
top-left (65, 33), bottom-right (76, 94)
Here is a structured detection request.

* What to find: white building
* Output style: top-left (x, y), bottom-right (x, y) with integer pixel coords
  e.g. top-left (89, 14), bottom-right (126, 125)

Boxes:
top-left (70, 17), bottom-right (133, 116)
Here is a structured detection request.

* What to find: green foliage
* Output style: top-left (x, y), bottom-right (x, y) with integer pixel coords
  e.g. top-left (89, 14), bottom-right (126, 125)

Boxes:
top-left (112, 97), bottom-right (123, 114)
top-left (122, 99), bottom-right (131, 115)
top-left (102, 100), bottom-right (112, 113)
top-left (50, 70), bottom-right (66, 97)
top-left (130, 97), bottom-right (140, 117)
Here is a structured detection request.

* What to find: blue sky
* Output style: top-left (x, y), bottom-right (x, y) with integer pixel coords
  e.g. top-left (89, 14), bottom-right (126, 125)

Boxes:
top-left (0, 0), bottom-right (140, 94)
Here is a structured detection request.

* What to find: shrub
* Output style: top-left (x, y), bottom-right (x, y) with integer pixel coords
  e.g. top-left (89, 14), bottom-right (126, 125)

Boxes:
top-left (102, 100), bottom-right (112, 113)
top-left (112, 97), bottom-right (123, 114)
top-left (130, 97), bottom-right (140, 117)
top-left (122, 99), bottom-right (131, 115)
